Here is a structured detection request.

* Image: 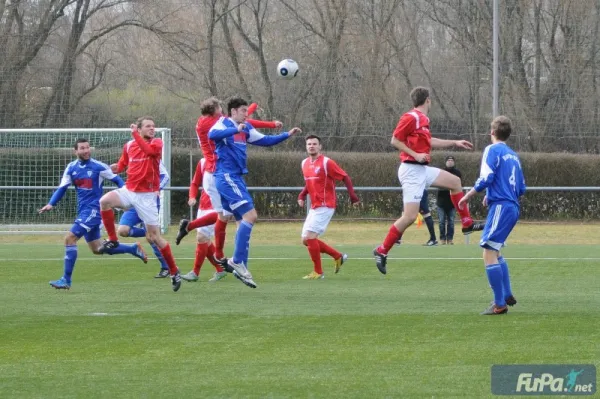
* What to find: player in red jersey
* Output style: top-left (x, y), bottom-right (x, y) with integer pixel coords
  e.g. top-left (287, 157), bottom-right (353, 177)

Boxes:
top-left (180, 158), bottom-right (228, 283)
top-left (297, 135), bottom-right (360, 279)
top-left (98, 116), bottom-right (182, 291)
top-left (175, 98), bottom-right (283, 262)
top-left (373, 87), bottom-right (484, 275)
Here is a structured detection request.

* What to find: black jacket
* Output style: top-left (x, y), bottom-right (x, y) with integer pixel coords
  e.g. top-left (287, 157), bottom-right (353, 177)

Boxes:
top-left (436, 167), bottom-right (462, 210)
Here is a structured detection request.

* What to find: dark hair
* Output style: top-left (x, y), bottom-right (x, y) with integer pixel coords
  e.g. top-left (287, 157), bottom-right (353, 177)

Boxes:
top-left (200, 97), bottom-right (221, 116)
top-left (410, 87), bottom-right (430, 107)
top-left (491, 115), bottom-right (512, 141)
top-left (136, 116), bottom-right (155, 129)
top-left (305, 134), bottom-right (321, 143)
top-left (73, 138), bottom-right (89, 150)
top-left (227, 96), bottom-right (248, 116)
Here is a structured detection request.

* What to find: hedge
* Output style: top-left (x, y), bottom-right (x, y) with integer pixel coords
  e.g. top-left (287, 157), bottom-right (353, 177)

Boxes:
top-left (2, 149), bottom-right (600, 223)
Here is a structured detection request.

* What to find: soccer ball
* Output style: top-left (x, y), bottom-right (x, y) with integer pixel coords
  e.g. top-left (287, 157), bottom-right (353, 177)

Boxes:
top-left (277, 59), bottom-right (299, 79)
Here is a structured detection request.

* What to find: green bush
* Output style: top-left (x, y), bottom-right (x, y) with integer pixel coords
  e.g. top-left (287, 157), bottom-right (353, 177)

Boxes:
top-left (3, 149), bottom-right (600, 223)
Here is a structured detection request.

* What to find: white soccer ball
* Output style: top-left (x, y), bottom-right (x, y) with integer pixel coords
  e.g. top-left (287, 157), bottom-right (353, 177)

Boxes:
top-left (277, 59), bottom-right (299, 79)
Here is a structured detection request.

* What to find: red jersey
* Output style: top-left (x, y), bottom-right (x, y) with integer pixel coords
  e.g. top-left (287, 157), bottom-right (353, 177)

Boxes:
top-left (117, 133), bottom-right (162, 192)
top-left (196, 114), bottom-right (277, 173)
top-left (189, 159), bottom-right (213, 211)
top-left (301, 154), bottom-right (347, 209)
top-left (392, 108), bottom-right (431, 164)
top-left (196, 115), bottom-right (221, 173)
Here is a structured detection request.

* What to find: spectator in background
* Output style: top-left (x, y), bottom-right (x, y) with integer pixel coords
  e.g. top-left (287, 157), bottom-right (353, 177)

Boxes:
top-left (436, 156), bottom-right (462, 244)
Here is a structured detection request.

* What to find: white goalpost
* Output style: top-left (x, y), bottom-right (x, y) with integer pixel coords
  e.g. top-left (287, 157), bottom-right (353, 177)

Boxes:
top-left (0, 128), bottom-right (171, 234)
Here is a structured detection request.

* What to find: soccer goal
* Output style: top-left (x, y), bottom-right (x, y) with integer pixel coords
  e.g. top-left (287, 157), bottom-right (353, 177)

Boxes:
top-left (0, 128), bottom-right (171, 234)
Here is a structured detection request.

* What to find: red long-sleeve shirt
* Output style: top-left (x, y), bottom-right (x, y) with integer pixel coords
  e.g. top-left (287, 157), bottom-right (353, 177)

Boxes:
top-left (300, 154), bottom-right (359, 209)
top-left (116, 132), bottom-right (162, 192)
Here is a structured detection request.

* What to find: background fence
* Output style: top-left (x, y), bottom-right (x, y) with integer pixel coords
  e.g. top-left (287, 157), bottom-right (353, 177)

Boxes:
top-left (1, 1), bottom-right (599, 153)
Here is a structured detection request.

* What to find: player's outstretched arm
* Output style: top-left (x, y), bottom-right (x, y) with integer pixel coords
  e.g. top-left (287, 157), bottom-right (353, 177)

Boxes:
top-left (247, 126), bottom-right (301, 147)
top-left (248, 119), bottom-right (282, 129)
top-left (459, 147), bottom-right (498, 209)
top-left (247, 102), bottom-right (283, 129)
top-left (41, 166), bottom-right (72, 212)
top-left (431, 137), bottom-right (473, 150)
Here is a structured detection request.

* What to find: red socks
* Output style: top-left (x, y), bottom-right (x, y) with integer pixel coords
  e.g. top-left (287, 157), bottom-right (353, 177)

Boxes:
top-left (306, 238), bottom-right (323, 274)
top-left (193, 242), bottom-right (209, 275)
top-left (378, 224), bottom-right (403, 255)
top-left (450, 192), bottom-right (474, 227)
top-left (206, 243), bottom-right (223, 272)
top-left (100, 209), bottom-right (118, 241)
top-left (187, 212), bottom-right (218, 231)
top-left (158, 243), bottom-right (179, 275)
top-left (318, 240), bottom-right (341, 260)
top-left (214, 218), bottom-right (227, 259)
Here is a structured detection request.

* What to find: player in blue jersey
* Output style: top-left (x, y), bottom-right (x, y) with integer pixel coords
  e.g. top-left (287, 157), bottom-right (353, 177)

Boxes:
top-left (39, 138), bottom-right (148, 289)
top-left (208, 96), bottom-right (302, 288)
top-left (116, 161), bottom-right (170, 278)
top-left (458, 116), bottom-right (526, 315)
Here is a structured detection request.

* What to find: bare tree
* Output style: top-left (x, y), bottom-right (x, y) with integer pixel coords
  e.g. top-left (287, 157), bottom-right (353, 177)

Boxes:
top-left (0, 0), bottom-right (72, 127)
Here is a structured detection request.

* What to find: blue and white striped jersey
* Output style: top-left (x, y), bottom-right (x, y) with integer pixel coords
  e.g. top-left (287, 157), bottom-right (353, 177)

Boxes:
top-left (49, 158), bottom-right (124, 214)
top-left (474, 142), bottom-right (526, 205)
top-left (208, 117), bottom-right (291, 175)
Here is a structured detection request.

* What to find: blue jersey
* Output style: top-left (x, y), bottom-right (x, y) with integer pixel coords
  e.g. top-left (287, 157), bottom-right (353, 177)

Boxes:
top-left (158, 160), bottom-right (170, 189)
top-left (208, 116), bottom-right (291, 175)
top-left (474, 143), bottom-right (526, 205)
top-left (49, 158), bottom-right (124, 214)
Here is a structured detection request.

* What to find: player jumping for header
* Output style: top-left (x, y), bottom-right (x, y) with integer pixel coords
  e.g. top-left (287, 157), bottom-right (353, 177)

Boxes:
top-left (208, 96), bottom-right (301, 288)
top-left (175, 99), bottom-right (282, 266)
top-left (373, 87), bottom-right (484, 275)
top-left (98, 117), bottom-right (183, 292)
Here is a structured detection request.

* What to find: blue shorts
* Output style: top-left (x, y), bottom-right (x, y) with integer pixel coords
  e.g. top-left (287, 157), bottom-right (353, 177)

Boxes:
top-left (419, 190), bottom-right (430, 214)
top-left (119, 197), bottom-right (161, 227)
top-left (215, 173), bottom-right (254, 221)
top-left (480, 202), bottom-right (520, 251)
top-left (71, 208), bottom-right (102, 243)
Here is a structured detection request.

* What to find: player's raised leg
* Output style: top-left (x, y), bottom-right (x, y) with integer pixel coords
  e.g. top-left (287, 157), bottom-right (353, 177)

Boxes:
top-left (430, 170), bottom-right (484, 234)
top-left (99, 190), bottom-right (124, 248)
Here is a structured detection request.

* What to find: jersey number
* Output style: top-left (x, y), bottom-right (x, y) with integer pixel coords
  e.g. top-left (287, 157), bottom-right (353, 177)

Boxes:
top-left (509, 166), bottom-right (516, 192)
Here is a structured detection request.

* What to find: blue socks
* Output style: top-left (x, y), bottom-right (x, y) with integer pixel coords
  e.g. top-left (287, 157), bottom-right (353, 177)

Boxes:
top-left (150, 243), bottom-right (168, 270)
top-left (485, 264), bottom-right (506, 307)
top-left (233, 220), bottom-right (253, 268)
top-left (104, 243), bottom-right (137, 255)
top-left (64, 245), bottom-right (78, 283)
top-left (498, 256), bottom-right (513, 298)
top-left (128, 226), bottom-right (146, 238)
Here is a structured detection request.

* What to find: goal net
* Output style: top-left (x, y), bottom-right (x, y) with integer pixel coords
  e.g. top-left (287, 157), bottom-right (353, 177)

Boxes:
top-left (0, 129), bottom-right (171, 234)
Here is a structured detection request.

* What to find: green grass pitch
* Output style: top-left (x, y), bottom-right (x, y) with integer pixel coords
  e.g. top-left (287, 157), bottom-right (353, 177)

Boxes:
top-left (0, 222), bottom-right (598, 398)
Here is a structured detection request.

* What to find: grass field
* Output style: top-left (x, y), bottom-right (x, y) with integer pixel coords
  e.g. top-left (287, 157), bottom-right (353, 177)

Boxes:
top-left (0, 222), bottom-right (598, 398)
